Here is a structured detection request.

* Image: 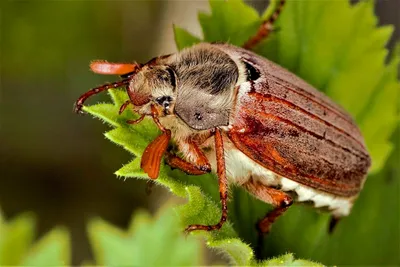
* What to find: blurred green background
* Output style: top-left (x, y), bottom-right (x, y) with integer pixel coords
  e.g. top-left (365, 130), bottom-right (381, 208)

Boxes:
top-left (1, 0), bottom-right (399, 265)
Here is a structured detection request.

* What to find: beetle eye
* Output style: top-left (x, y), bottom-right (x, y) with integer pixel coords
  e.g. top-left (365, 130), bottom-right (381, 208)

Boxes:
top-left (156, 96), bottom-right (173, 109)
top-left (243, 60), bottom-right (260, 81)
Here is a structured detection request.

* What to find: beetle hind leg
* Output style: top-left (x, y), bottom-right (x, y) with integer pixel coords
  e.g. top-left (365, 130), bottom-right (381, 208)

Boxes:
top-left (242, 179), bottom-right (293, 258)
top-left (328, 215), bottom-right (341, 234)
top-left (256, 194), bottom-right (293, 235)
top-left (243, 0), bottom-right (286, 50)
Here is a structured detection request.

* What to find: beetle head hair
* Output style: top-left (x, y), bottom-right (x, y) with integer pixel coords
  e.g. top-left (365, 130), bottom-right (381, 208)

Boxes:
top-left (127, 65), bottom-right (177, 114)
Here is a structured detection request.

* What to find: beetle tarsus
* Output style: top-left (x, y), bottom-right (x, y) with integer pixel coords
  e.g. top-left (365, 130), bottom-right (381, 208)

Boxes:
top-left (74, 102), bottom-right (84, 114)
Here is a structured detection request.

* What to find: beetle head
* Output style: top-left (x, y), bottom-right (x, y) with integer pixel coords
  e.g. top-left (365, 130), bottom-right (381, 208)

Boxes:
top-left (128, 64), bottom-right (177, 116)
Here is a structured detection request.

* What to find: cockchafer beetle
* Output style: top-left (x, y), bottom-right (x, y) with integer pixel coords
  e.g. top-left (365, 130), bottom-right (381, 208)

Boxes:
top-left (75, 0), bottom-right (371, 241)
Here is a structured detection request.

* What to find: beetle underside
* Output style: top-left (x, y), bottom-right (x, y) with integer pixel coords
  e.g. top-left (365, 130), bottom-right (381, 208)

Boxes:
top-left (204, 138), bottom-right (356, 218)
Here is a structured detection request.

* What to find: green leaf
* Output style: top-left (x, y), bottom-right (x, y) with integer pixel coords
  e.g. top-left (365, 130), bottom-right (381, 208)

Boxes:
top-left (88, 207), bottom-right (202, 266)
top-left (0, 212), bottom-right (71, 266)
top-left (259, 253), bottom-right (321, 266)
top-left (198, 0), bottom-right (261, 46)
top-left (0, 213), bottom-right (36, 265)
top-left (358, 44), bottom-right (400, 172)
top-left (173, 26), bottom-right (202, 50)
top-left (22, 227), bottom-right (70, 266)
top-left (84, 0), bottom-right (398, 265)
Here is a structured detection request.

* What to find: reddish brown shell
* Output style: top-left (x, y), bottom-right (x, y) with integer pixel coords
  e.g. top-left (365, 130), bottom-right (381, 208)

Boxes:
top-left (218, 44), bottom-right (371, 197)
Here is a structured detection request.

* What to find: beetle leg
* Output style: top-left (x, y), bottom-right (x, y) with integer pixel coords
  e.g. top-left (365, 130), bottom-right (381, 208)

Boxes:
top-left (243, 178), bottom-right (293, 235)
top-left (141, 129), bottom-right (171, 179)
top-left (165, 145), bottom-right (211, 175)
top-left (127, 114), bottom-right (145, 125)
top-left (150, 105), bottom-right (168, 132)
top-left (119, 100), bottom-right (131, 115)
top-left (329, 216), bottom-right (341, 233)
top-left (74, 78), bottom-right (131, 114)
top-left (242, 0), bottom-right (286, 50)
top-left (256, 191), bottom-right (292, 234)
top-left (145, 180), bottom-right (155, 195)
top-left (185, 128), bottom-right (229, 233)
top-left (140, 105), bottom-right (173, 179)
top-left (165, 129), bottom-right (214, 175)
top-left (243, 180), bottom-right (293, 234)
top-left (242, 179), bottom-right (292, 258)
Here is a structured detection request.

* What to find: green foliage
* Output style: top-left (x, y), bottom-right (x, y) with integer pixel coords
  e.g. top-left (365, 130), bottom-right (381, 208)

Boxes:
top-left (88, 207), bottom-right (202, 266)
top-left (0, 212), bottom-right (70, 265)
top-left (84, 0), bottom-right (399, 265)
top-left (258, 253), bottom-right (321, 267)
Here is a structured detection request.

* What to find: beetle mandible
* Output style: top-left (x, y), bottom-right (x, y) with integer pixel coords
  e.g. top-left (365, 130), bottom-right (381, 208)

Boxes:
top-left (75, 0), bottom-right (371, 239)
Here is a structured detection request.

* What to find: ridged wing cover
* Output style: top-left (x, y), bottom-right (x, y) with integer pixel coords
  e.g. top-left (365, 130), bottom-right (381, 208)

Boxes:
top-left (218, 44), bottom-right (371, 197)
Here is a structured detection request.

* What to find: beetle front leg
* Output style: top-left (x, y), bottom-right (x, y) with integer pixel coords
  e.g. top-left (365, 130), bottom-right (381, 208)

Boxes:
top-left (185, 128), bottom-right (229, 233)
top-left (165, 137), bottom-right (211, 175)
top-left (165, 151), bottom-right (211, 175)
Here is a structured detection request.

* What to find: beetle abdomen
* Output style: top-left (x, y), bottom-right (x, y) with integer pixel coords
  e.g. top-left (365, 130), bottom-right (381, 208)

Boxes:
top-left (217, 44), bottom-right (371, 197)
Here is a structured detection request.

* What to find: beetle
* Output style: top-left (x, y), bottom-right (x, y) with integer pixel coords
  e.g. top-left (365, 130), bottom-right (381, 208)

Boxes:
top-left (75, 0), bottom-right (370, 244)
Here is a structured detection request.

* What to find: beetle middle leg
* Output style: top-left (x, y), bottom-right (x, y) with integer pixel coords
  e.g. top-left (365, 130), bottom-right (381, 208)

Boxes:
top-left (119, 99), bottom-right (132, 114)
top-left (242, 0), bottom-right (286, 50)
top-left (185, 128), bottom-right (229, 233)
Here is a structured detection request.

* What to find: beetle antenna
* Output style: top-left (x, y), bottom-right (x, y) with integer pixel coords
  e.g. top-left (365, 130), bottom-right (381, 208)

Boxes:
top-left (243, 0), bottom-right (286, 50)
top-left (74, 78), bottom-right (131, 114)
